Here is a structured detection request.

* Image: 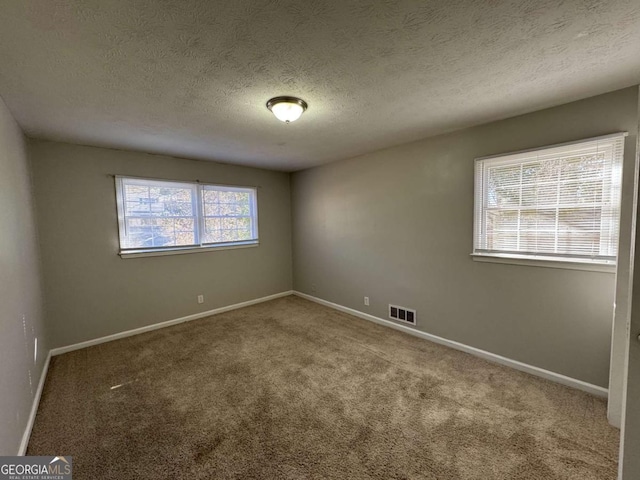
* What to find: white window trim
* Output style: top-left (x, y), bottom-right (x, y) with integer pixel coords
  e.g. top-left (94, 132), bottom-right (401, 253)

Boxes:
top-left (119, 241), bottom-right (259, 259)
top-left (472, 132), bottom-right (627, 271)
top-left (115, 176), bottom-right (259, 258)
top-left (470, 253), bottom-right (615, 273)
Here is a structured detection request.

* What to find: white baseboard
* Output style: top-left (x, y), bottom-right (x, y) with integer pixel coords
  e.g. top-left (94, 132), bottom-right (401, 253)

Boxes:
top-left (18, 351), bottom-right (51, 455)
top-left (51, 291), bottom-right (293, 356)
top-left (293, 291), bottom-right (608, 398)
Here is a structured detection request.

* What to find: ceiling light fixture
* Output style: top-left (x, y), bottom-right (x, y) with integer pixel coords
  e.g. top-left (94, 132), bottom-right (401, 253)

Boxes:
top-left (266, 96), bottom-right (308, 123)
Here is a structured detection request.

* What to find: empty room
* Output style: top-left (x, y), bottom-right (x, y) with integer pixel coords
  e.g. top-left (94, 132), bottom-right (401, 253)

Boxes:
top-left (1, 1), bottom-right (640, 479)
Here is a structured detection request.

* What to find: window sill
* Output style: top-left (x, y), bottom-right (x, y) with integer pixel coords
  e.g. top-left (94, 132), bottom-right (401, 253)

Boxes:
top-left (470, 253), bottom-right (616, 273)
top-left (120, 241), bottom-right (259, 259)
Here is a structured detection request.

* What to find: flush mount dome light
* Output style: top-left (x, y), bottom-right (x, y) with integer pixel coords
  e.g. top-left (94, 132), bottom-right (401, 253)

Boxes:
top-left (266, 96), bottom-right (308, 123)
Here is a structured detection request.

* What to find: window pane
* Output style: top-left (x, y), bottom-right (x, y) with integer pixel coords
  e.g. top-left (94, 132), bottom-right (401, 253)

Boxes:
top-left (558, 180), bottom-right (602, 205)
top-left (520, 209), bottom-right (556, 231)
top-left (201, 186), bottom-right (256, 244)
top-left (557, 232), bottom-right (599, 255)
top-left (120, 179), bottom-right (197, 249)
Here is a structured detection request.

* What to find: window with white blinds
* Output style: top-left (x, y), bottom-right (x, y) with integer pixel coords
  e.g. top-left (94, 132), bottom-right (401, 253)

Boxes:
top-left (473, 133), bottom-right (626, 265)
top-left (115, 176), bottom-right (258, 254)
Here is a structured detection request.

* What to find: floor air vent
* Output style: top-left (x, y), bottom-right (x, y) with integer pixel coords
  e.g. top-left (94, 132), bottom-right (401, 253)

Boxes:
top-left (389, 304), bottom-right (416, 325)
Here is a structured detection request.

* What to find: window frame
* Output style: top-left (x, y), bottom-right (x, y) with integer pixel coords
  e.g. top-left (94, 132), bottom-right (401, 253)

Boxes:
top-left (115, 176), bottom-right (259, 258)
top-left (471, 133), bottom-right (626, 272)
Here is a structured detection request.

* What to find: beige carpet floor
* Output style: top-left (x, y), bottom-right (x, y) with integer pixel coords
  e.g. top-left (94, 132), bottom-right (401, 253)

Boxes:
top-left (28, 296), bottom-right (618, 479)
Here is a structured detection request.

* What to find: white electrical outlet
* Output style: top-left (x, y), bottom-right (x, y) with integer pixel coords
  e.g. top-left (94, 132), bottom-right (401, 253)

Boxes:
top-left (364, 296), bottom-right (369, 306)
top-left (197, 294), bottom-right (204, 304)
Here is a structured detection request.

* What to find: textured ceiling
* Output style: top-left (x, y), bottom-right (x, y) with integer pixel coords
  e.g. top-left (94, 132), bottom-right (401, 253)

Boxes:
top-left (0, 1), bottom-right (639, 171)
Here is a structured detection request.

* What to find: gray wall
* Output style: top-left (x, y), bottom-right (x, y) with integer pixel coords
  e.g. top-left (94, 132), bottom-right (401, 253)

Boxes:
top-left (0, 97), bottom-right (48, 454)
top-left (292, 87), bottom-right (639, 388)
top-left (30, 141), bottom-right (293, 349)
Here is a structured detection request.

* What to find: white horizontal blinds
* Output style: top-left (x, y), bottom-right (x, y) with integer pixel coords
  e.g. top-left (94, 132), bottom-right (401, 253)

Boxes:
top-left (201, 186), bottom-right (257, 244)
top-left (474, 134), bottom-right (625, 262)
top-left (120, 178), bottom-right (199, 249)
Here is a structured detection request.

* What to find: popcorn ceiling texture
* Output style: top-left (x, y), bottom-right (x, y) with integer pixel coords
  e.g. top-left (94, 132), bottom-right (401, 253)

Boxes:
top-left (0, 0), bottom-right (638, 171)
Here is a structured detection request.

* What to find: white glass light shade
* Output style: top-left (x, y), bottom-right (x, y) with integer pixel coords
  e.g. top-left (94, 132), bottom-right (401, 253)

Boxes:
top-left (271, 102), bottom-right (303, 122)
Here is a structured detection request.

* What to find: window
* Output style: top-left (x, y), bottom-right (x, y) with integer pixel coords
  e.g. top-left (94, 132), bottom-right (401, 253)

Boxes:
top-left (473, 133), bottom-right (625, 267)
top-left (115, 176), bottom-right (258, 256)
